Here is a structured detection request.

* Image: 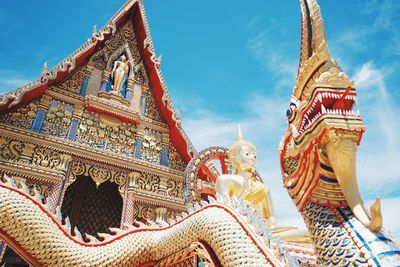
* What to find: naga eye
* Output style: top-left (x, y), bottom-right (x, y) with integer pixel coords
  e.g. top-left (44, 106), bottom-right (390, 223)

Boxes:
top-left (287, 103), bottom-right (297, 123)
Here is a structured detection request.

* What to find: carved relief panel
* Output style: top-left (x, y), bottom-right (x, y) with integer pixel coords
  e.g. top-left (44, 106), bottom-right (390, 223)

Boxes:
top-left (41, 99), bottom-right (75, 138)
top-left (69, 161), bottom-right (128, 196)
top-left (130, 170), bottom-right (184, 199)
top-left (136, 172), bottom-right (160, 193)
top-left (143, 90), bottom-right (163, 122)
top-left (76, 110), bottom-right (136, 156)
top-left (141, 128), bottom-right (162, 164)
top-left (0, 137), bottom-right (69, 172)
top-left (51, 67), bottom-right (86, 94)
top-left (0, 102), bottom-right (38, 130)
top-left (134, 204), bottom-right (177, 223)
top-left (168, 143), bottom-right (186, 171)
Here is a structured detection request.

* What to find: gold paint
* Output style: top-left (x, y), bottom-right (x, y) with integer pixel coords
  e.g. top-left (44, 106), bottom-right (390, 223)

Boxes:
top-left (98, 113), bottom-right (122, 127)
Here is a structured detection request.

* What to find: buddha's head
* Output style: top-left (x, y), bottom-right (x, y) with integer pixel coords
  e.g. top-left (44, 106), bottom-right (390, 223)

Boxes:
top-left (228, 125), bottom-right (257, 174)
top-left (120, 55), bottom-right (127, 62)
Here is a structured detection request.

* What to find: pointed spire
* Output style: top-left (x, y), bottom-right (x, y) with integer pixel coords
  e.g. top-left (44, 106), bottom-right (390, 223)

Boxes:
top-left (298, 0), bottom-right (328, 65)
top-left (294, 0), bottom-right (330, 98)
top-left (237, 124), bottom-right (243, 141)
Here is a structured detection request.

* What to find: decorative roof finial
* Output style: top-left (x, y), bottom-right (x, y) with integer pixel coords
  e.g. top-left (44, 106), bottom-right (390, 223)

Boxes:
top-left (237, 124), bottom-right (243, 141)
top-left (42, 61), bottom-right (48, 75)
top-left (93, 25), bottom-right (97, 35)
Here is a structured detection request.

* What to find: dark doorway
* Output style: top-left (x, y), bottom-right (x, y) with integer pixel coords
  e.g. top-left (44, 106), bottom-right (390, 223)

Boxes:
top-left (61, 175), bottom-right (123, 240)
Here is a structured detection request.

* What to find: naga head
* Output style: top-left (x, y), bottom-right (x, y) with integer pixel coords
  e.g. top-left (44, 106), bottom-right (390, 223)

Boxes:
top-left (228, 125), bottom-right (257, 174)
top-left (280, 0), bottom-right (381, 232)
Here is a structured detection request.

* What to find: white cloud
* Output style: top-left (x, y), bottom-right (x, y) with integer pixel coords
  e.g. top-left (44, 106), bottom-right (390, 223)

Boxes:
top-left (246, 21), bottom-right (298, 89)
top-left (336, 0), bottom-right (400, 55)
top-left (0, 70), bottom-right (33, 94)
top-left (353, 63), bottom-right (400, 185)
top-left (336, 27), bottom-right (370, 51)
top-left (354, 62), bottom-right (400, 237)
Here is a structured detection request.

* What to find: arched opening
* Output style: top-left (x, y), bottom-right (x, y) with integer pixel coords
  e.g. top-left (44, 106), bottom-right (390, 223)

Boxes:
top-left (61, 175), bottom-right (123, 240)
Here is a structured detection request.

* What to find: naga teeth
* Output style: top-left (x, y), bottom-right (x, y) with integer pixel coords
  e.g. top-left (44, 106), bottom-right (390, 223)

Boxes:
top-left (291, 124), bottom-right (300, 138)
top-left (321, 104), bottom-right (326, 114)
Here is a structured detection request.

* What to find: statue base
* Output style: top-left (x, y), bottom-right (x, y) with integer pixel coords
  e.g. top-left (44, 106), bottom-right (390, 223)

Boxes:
top-left (98, 91), bottom-right (130, 107)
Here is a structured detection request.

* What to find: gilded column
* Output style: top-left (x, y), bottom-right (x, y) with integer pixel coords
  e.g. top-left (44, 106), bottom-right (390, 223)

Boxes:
top-left (66, 105), bottom-right (84, 141)
top-left (125, 77), bottom-right (134, 101)
top-left (134, 124), bottom-right (145, 159)
top-left (130, 81), bottom-right (143, 114)
top-left (123, 172), bottom-right (140, 226)
top-left (155, 207), bottom-right (167, 224)
top-left (79, 65), bottom-right (94, 96)
top-left (160, 132), bottom-right (170, 167)
top-left (50, 154), bottom-right (73, 212)
top-left (100, 70), bottom-right (111, 92)
top-left (31, 94), bottom-right (51, 132)
top-left (140, 87), bottom-right (148, 116)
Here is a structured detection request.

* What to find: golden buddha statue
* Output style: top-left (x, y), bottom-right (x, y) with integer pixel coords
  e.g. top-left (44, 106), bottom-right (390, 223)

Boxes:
top-left (110, 55), bottom-right (129, 95)
top-left (215, 126), bottom-right (273, 220)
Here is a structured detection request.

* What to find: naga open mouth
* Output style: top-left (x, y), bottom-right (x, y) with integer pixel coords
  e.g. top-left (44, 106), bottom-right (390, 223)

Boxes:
top-left (297, 88), bottom-right (361, 135)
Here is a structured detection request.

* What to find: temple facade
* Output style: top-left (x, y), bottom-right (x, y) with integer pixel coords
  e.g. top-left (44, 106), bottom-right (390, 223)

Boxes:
top-left (0, 1), bottom-right (196, 265)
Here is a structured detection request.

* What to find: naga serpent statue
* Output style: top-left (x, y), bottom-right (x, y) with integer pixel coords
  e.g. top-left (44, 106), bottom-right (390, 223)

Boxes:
top-left (279, 0), bottom-right (400, 266)
top-left (0, 0), bottom-right (399, 266)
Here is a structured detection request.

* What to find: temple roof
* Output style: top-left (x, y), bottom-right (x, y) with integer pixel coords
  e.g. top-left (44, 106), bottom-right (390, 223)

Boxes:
top-left (0, 0), bottom-right (195, 163)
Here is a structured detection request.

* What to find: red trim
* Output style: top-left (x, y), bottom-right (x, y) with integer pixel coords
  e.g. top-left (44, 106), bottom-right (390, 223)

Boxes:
top-left (219, 155), bottom-right (228, 174)
top-left (197, 241), bottom-right (223, 267)
top-left (200, 165), bottom-right (217, 183)
top-left (0, 184), bottom-right (277, 266)
top-left (85, 105), bottom-right (138, 126)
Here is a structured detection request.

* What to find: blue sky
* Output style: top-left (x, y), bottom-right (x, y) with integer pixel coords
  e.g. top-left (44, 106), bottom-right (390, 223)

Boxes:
top-left (1, 1), bottom-right (399, 238)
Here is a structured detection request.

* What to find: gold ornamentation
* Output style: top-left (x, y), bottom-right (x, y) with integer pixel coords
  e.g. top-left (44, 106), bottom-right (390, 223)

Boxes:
top-left (26, 179), bottom-right (52, 199)
top-left (0, 177), bottom-right (284, 266)
top-left (166, 179), bottom-right (181, 198)
top-left (76, 110), bottom-right (136, 156)
top-left (0, 102), bottom-right (38, 130)
top-left (141, 129), bottom-right (162, 164)
top-left (143, 90), bottom-right (163, 121)
top-left (69, 161), bottom-right (127, 195)
top-left (0, 138), bottom-right (24, 162)
top-left (32, 146), bottom-right (61, 169)
top-left (137, 173), bottom-right (160, 193)
top-left (168, 143), bottom-right (186, 171)
top-left (90, 21), bottom-right (144, 79)
top-left (88, 166), bottom-right (112, 187)
top-left (41, 99), bottom-right (74, 137)
top-left (52, 68), bottom-right (86, 94)
top-left (141, 206), bottom-right (155, 220)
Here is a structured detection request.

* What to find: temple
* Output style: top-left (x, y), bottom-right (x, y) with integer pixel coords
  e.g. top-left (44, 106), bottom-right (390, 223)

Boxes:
top-left (0, 0), bottom-right (399, 266)
top-left (0, 1), bottom-right (194, 264)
